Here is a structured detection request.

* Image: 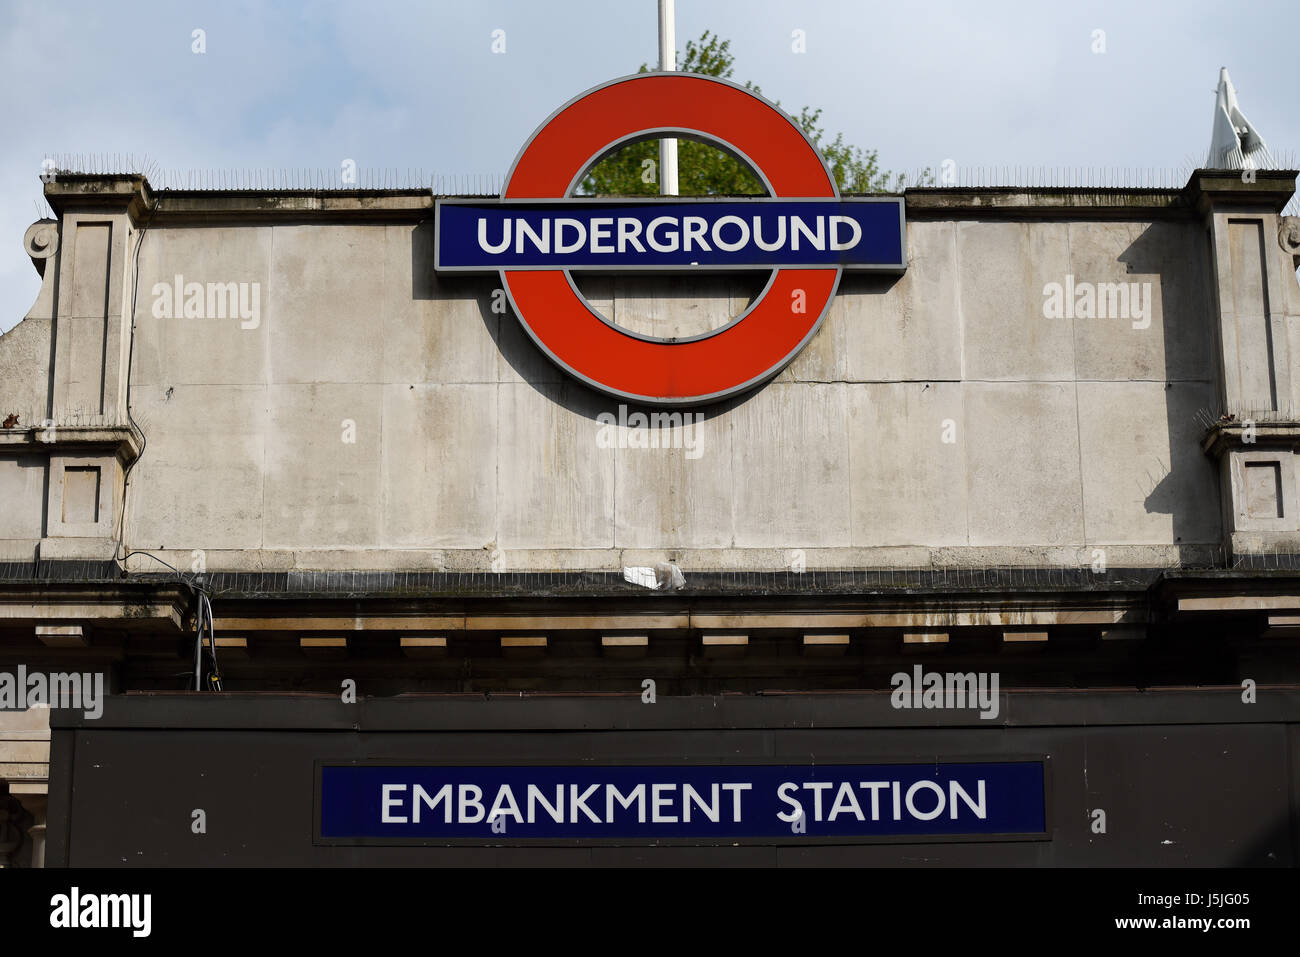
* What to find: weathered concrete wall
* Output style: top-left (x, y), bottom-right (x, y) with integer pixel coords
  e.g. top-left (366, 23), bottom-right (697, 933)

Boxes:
top-left (0, 318), bottom-right (51, 427)
top-left (0, 224), bottom-right (56, 561)
top-left (0, 314), bottom-right (53, 559)
top-left (82, 212), bottom-right (1222, 572)
top-left (21, 175), bottom-right (1300, 572)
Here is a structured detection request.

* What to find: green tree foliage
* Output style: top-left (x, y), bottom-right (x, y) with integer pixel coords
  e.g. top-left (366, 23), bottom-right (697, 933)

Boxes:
top-left (580, 31), bottom-right (927, 196)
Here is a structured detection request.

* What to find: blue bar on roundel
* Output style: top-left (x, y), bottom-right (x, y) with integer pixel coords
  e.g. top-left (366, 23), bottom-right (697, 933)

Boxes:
top-left (434, 198), bottom-right (906, 273)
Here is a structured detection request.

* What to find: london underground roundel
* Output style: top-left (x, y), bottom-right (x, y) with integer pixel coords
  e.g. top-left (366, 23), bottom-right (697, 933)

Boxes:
top-left (434, 73), bottom-right (907, 406)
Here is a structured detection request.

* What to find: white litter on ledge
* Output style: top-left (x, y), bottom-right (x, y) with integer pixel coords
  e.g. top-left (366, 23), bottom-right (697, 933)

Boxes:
top-left (623, 563), bottom-right (686, 591)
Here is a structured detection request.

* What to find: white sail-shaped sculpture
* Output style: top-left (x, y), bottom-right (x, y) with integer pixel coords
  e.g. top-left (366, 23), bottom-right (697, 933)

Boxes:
top-left (1207, 67), bottom-right (1275, 169)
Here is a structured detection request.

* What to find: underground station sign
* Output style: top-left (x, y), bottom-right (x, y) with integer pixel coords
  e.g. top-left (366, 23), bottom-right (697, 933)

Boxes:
top-left (318, 761), bottom-right (1045, 843)
top-left (434, 73), bottom-right (907, 405)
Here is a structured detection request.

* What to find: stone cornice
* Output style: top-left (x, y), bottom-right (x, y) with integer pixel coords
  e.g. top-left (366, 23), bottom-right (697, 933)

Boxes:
top-left (1201, 421), bottom-right (1300, 458)
top-left (0, 425), bottom-right (144, 465)
top-left (1188, 169), bottom-right (1298, 214)
top-left (903, 186), bottom-right (1195, 220)
top-left (43, 174), bottom-right (154, 224)
top-left (38, 170), bottom-right (1298, 225)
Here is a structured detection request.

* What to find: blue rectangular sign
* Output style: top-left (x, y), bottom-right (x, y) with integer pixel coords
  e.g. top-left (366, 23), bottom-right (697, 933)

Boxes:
top-left (434, 198), bottom-right (906, 272)
top-left (319, 761), bottom-right (1045, 842)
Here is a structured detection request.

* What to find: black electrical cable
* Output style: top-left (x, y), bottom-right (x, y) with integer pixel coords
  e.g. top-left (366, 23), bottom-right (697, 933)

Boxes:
top-left (106, 188), bottom-right (222, 692)
top-left (113, 189), bottom-right (155, 562)
top-left (191, 592), bottom-right (221, 692)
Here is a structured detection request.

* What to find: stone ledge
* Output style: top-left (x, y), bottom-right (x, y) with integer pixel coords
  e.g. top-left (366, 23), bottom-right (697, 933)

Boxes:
top-left (1202, 421), bottom-right (1300, 458)
top-left (37, 170), bottom-right (1299, 225)
top-left (38, 538), bottom-right (119, 562)
top-left (0, 583), bottom-right (189, 631)
top-left (0, 424), bottom-right (143, 464)
top-left (1189, 169), bottom-right (1299, 213)
top-left (903, 186), bottom-right (1193, 219)
top-left (43, 174), bottom-right (153, 222)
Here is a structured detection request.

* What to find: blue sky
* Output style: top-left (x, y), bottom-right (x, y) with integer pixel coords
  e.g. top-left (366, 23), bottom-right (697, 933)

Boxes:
top-left (2, 0), bottom-right (1297, 332)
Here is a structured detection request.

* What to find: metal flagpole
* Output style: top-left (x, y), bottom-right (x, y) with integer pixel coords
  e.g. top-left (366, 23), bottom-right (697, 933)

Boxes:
top-left (658, 0), bottom-right (679, 195)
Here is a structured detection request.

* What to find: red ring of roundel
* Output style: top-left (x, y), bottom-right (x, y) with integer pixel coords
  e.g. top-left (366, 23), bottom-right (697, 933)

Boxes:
top-left (502, 73), bottom-right (840, 405)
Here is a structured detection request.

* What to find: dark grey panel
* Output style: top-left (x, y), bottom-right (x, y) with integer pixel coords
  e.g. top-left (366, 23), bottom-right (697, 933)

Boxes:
top-left (48, 693), bottom-right (1299, 867)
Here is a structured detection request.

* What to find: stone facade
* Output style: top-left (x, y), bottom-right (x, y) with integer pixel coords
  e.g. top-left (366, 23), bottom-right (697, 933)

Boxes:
top-left (2, 171), bottom-right (1299, 865)
top-left (3, 175), bottom-right (1299, 572)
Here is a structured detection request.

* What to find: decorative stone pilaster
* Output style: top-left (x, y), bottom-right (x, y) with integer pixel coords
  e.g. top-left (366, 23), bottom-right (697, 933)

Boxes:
top-left (1193, 171), bottom-right (1300, 558)
top-left (9, 176), bottom-right (153, 562)
top-left (1203, 421), bottom-right (1300, 553)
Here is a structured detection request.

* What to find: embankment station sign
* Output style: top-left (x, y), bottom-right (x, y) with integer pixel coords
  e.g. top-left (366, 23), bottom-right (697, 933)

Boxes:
top-left (434, 73), bottom-right (906, 405)
top-left (318, 761), bottom-right (1045, 843)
